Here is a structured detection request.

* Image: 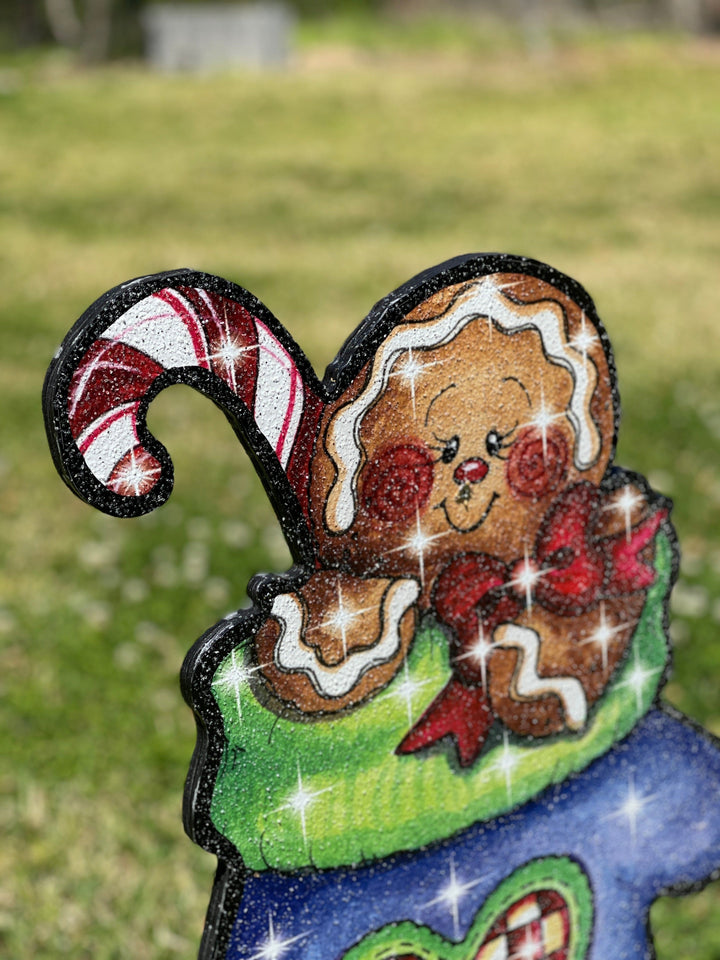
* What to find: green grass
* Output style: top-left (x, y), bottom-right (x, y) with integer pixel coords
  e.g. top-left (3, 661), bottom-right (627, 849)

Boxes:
top-left (2, 20), bottom-right (720, 959)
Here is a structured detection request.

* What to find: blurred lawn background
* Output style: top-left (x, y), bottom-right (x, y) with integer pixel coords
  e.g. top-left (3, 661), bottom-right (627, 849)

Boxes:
top-left (2, 10), bottom-right (720, 959)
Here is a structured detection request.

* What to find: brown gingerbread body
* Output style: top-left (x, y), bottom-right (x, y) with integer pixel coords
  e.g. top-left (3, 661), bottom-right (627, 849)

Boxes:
top-left (253, 274), bottom-right (659, 754)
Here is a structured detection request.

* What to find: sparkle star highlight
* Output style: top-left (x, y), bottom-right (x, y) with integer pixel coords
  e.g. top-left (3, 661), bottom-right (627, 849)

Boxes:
top-left (314, 581), bottom-right (374, 658)
top-left (604, 773), bottom-right (658, 848)
top-left (275, 761), bottom-right (333, 847)
top-left (247, 913), bottom-right (307, 960)
top-left (108, 448), bottom-right (161, 496)
top-left (457, 622), bottom-right (495, 691)
top-left (212, 649), bottom-right (270, 723)
top-left (507, 546), bottom-right (552, 613)
top-left (388, 506), bottom-right (451, 587)
top-left (616, 645), bottom-right (663, 717)
top-left (492, 730), bottom-right (520, 804)
top-left (604, 485), bottom-right (645, 542)
top-left (423, 855), bottom-right (487, 939)
top-left (210, 333), bottom-right (259, 392)
top-left (511, 928), bottom-right (543, 960)
top-left (383, 657), bottom-right (433, 727)
top-left (390, 346), bottom-right (448, 419)
top-left (570, 312), bottom-right (598, 362)
top-left (580, 602), bottom-right (629, 673)
top-left (525, 384), bottom-right (565, 460)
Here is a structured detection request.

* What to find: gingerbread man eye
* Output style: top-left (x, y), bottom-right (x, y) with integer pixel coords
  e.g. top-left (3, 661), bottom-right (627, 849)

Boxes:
top-left (362, 443), bottom-right (434, 522)
top-left (440, 435), bottom-right (460, 464)
top-left (486, 430), bottom-right (503, 458)
top-left (485, 424), bottom-right (517, 459)
top-left (430, 434), bottom-right (460, 464)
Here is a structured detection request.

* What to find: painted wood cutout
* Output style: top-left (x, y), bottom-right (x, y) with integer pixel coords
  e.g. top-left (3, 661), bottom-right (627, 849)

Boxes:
top-left (43, 254), bottom-right (720, 960)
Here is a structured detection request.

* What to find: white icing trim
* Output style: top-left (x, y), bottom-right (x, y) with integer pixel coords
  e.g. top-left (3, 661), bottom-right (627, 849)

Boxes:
top-left (324, 277), bottom-right (600, 533)
top-left (272, 578), bottom-right (419, 698)
top-left (493, 623), bottom-right (587, 730)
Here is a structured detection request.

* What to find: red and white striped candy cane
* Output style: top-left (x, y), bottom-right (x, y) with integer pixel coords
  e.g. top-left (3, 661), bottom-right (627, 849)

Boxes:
top-left (44, 271), bottom-right (322, 563)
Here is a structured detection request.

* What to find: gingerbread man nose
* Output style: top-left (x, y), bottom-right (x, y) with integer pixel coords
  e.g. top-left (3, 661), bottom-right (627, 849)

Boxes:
top-left (453, 457), bottom-right (489, 485)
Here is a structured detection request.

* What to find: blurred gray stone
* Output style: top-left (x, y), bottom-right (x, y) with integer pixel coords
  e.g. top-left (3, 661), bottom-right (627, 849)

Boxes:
top-left (142, 3), bottom-right (295, 71)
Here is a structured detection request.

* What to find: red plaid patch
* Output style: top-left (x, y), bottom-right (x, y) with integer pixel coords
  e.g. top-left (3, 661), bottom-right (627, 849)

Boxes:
top-left (475, 890), bottom-right (570, 960)
top-left (387, 888), bottom-right (571, 960)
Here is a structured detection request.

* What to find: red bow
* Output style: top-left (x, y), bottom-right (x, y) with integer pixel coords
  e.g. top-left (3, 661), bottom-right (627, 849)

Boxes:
top-left (397, 482), bottom-right (668, 767)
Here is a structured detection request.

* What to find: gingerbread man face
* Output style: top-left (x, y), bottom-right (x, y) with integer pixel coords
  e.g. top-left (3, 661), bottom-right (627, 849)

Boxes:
top-left (311, 276), bottom-right (615, 589)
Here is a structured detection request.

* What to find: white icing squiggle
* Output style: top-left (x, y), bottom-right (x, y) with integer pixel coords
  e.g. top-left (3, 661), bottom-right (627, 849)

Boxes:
top-left (272, 578), bottom-right (419, 698)
top-left (493, 623), bottom-right (587, 730)
top-left (325, 277), bottom-right (600, 533)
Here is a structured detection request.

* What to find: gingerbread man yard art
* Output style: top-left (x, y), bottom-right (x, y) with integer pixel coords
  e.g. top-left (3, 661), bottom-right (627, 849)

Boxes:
top-left (44, 253), bottom-right (720, 960)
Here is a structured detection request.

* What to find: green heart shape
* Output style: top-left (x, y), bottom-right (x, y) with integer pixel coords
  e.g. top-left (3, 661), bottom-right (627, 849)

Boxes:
top-left (342, 858), bottom-right (593, 960)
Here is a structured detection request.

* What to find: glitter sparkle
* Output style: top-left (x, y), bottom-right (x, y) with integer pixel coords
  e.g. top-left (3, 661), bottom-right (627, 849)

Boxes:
top-left (423, 856), bottom-right (487, 939)
top-left (525, 384), bottom-right (565, 460)
top-left (473, 276), bottom-right (510, 336)
top-left (492, 730), bottom-right (520, 804)
top-left (604, 773), bottom-right (658, 848)
top-left (275, 762), bottom-right (333, 846)
top-left (383, 657), bottom-right (432, 727)
top-left (109, 448), bottom-right (161, 496)
top-left (457, 622), bottom-right (495, 690)
top-left (387, 506), bottom-right (451, 587)
top-left (580, 602), bottom-right (629, 673)
top-left (247, 913), bottom-right (307, 960)
top-left (210, 334), bottom-right (259, 393)
top-left (212, 648), bottom-right (269, 723)
top-left (507, 546), bottom-right (551, 613)
top-left (315, 581), bottom-right (374, 658)
top-left (570, 312), bottom-right (598, 361)
top-left (390, 347), bottom-right (447, 419)
top-left (604, 485), bottom-right (645, 542)
top-left (616, 645), bottom-right (662, 717)
top-left (510, 929), bottom-right (542, 960)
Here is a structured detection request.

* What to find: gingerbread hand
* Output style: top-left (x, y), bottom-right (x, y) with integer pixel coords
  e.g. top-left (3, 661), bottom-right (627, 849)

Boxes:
top-left (255, 571), bottom-right (419, 715)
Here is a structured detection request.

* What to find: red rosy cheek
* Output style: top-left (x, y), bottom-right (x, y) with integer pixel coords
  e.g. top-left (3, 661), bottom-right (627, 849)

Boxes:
top-left (362, 442), bottom-right (434, 523)
top-left (506, 426), bottom-right (569, 501)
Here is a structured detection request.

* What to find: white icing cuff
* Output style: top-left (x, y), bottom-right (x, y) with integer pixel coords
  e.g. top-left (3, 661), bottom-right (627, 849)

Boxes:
top-left (493, 623), bottom-right (588, 731)
top-left (272, 578), bottom-right (419, 698)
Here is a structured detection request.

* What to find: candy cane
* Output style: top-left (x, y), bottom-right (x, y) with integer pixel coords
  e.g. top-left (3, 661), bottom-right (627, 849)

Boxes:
top-left (44, 271), bottom-right (322, 563)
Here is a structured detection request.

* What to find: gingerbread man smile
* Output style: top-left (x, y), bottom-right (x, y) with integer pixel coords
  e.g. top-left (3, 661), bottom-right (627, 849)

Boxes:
top-left (435, 488), bottom-right (500, 535)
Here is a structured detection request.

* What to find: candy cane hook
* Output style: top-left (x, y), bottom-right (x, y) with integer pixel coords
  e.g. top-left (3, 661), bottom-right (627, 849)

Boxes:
top-left (43, 270), bottom-right (322, 565)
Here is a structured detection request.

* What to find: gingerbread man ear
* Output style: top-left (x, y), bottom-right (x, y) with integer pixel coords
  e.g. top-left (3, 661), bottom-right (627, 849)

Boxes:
top-left (43, 270), bottom-right (323, 564)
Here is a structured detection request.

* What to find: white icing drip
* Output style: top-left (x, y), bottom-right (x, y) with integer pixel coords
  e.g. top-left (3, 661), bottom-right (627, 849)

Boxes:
top-left (325, 278), bottom-right (600, 533)
top-left (325, 294), bottom-right (476, 532)
top-left (272, 578), bottom-right (419, 698)
top-left (493, 623), bottom-right (587, 730)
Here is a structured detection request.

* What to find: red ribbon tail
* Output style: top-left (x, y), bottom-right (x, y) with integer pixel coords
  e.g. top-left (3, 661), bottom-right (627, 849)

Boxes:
top-left (396, 679), bottom-right (494, 767)
top-left (604, 506), bottom-right (668, 596)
